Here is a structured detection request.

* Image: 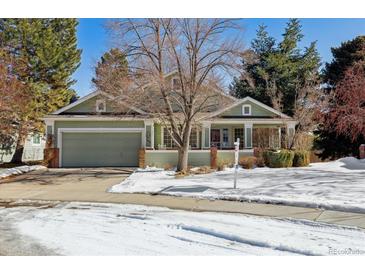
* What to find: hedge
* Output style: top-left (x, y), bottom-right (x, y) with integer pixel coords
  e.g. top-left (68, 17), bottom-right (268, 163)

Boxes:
top-left (293, 150), bottom-right (310, 167)
top-left (263, 150), bottom-right (294, 168)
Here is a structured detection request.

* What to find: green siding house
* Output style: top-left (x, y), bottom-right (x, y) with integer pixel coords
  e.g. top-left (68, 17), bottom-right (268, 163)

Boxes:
top-left (43, 89), bottom-right (297, 168)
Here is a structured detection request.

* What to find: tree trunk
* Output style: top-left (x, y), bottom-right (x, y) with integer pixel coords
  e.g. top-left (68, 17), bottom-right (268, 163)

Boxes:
top-left (177, 146), bottom-right (189, 173)
top-left (176, 124), bottom-right (192, 173)
top-left (10, 134), bottom-right (26, 164)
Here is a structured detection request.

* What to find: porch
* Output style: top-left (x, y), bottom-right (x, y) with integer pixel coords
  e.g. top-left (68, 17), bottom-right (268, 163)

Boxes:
top-left (142, 119), bottom-right (296, 167)
top-left (146, 120), bottom-right (296, 151)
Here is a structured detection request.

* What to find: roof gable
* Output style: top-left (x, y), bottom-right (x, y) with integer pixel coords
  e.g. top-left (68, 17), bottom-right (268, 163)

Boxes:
top-left (53, 91), bottom-right (99, 114)
top-left (53, 91), bottom-right (147, 115)
top-left (205, 96), bottom-right (291, 119)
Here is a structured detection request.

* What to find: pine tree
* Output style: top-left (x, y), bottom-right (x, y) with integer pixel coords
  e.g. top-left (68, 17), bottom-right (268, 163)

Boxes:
top-left (230, 25), bottom-right (275, 106)
top-left (230, 19), bottom-right (320, 116)
top-left (92, 48), bottom-right (128, 94)
top-left (324, 36), bottom-right (365, 87)
top-left (251, 24), bottom-right (276, 55)
top-left (0, 19), bottom-right (81, 163)
top-left (279, 18), bottom-right (303, 55)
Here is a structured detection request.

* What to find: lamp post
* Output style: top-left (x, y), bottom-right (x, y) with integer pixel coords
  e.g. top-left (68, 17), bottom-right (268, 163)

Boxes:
top-left (233, 138), bottom-right (240, 189)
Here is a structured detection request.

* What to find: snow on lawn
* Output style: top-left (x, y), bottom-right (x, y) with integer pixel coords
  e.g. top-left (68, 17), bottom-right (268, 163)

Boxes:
top-left (109, 157), bottom-right (365, 214)
top-left (2, 202), bottom-right (365, 255)
top-left (0, 165), bottom-right (46, 179)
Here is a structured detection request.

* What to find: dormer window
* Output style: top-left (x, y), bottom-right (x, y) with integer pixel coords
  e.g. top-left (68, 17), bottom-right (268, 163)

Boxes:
top-left (96, 99), bottom-right (106, 113)
top-left (171, 77), bottom-right (181, 90)
top-left (242, 104), bottom-right (251, 116)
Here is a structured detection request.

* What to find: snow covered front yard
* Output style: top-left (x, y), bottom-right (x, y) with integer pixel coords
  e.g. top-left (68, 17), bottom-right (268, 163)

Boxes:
top-left (1, 202), bottom-right (365, 255)
top-left (109, 157), bottom-right (365, 214)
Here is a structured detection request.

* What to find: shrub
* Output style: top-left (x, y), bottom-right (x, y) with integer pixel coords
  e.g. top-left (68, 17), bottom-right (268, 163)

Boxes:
top-left (293, 150), bottom-right (310, 167)
top-left (263, 149), bottom-right (294, 168)
top-left (253, 148), bottom-right (266, 167)
top-left (239, 156), bottom-right (257, 169)
top-left (217, 160), bottom-right (231, 171)
top-left (256, 157), bottom-right (266, 167)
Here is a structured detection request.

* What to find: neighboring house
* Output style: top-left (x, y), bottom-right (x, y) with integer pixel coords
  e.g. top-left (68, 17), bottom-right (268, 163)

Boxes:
top-left (0, 133), bottom-right (46, 163)
top-left (43, 78), bottom-right (297, 168)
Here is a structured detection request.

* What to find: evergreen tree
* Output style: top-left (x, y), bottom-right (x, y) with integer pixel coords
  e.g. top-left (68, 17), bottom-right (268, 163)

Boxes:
top-left (324, 35), bottom-right (365, 87)
top-left (230, 25), bottom-right (275, 106)
top-left (279, 18), bottom-right (303, 54)
top-left (92, 48), bottom-right (128, 94)
top-left (0, 19), bottom-right (81, 163)
top-left (230, 19), bottom-right (320, 116)
top-left (251, 24), bottom-right (276, 55)
top-left (314, 127), bottom-right (365, 159)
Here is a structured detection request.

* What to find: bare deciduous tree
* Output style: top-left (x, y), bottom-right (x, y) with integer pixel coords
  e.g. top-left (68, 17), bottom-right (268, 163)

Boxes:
top-left (326, 61), bottom-right (365, 141)
top-left (0, 50), bottom-right (31, 160)
top-left (96, 19), bottom-right (243, 172)
top-left (290, 75), bottom-right (324, 150)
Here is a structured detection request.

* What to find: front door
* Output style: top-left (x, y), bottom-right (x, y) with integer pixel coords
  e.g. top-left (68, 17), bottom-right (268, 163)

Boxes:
top-left (211, 129), bottom-right (221, 148)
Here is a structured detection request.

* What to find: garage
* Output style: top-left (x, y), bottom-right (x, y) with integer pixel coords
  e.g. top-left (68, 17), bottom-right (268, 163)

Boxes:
top-left (60, 131), bottom-right (142, 167)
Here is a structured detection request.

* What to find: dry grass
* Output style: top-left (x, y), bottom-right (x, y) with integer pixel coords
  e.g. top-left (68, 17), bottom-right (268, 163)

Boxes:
top-left (217, 160), bottom-right (232, 171)
top-left (163, 163), bottom-right (174, 171)
top-left (189, 166), bottom-right (215, 175)
top-left (239, 156), bottom-right (257, 169)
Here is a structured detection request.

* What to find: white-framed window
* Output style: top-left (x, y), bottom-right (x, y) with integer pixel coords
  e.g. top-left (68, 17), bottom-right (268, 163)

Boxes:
top-left (96, 99), bottom-right (106, 113)
top-left (163, 127), bottom-right (198, 148)
top-left (163, 127), bottom-right (175, 148)
top-left (234, 128), bottom-right (244, 148)
top-left (32, 134), bottom-right (41, 145)
top-left (171, 77), bottom-right (181, 90)
top-left (242, 104), bottom-right (251, 115)
top-left (190, 129), bottom-right (198, 148)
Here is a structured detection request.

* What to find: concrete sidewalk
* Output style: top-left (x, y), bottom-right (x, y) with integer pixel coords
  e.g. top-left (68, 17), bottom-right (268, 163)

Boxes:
top-left (1, 168), bottom-right (365, 229)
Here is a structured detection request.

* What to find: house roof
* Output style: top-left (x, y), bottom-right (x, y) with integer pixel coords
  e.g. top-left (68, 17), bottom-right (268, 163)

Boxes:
top-left (51, 91), bottom-right (294, 121)
top-left (52, 90), bottom-right (148, 116)
top-left (52, 91), bottom-right (99, 115)
top-left (202, 96), bottom-right (292, 120)
top-left (51, 71), bottom-right (293, 121)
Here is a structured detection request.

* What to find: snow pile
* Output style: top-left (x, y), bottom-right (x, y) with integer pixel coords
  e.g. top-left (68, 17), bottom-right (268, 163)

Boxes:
top-left (136, 166), bottom-right (165, 173)
top-left (109, 157), bottom-right (365, 213)
top-left (2, 202), bottom-right (365, 255)
top-left (0, 165), bottom-right (46, 179)
top-left (310, 157), bottom-right (365, 172)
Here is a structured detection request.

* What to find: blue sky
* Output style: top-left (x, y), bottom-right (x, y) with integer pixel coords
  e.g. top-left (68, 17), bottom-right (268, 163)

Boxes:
top-left (73, 18), bottom-right (365, 96)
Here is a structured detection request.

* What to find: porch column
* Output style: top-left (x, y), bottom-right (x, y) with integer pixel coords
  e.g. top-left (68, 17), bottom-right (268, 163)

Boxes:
top-left (45, 120), bottom-right (55, 148)
top-left (144, 120), bottom-right (154, 149)
top-left (286, 121), bottom-right (296, 148)
top-left (201, 122), bottom-right (211, 149)
top-left (151, 122), bottom-right (155, 149)
top-left (244, 123), bottom-right (253, 148)
top-left (45, 120), bottom-right (54, 136)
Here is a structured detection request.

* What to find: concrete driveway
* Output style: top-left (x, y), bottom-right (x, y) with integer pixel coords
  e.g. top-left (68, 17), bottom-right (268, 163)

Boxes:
top-left (0, 168), bottom-right (133, 202)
